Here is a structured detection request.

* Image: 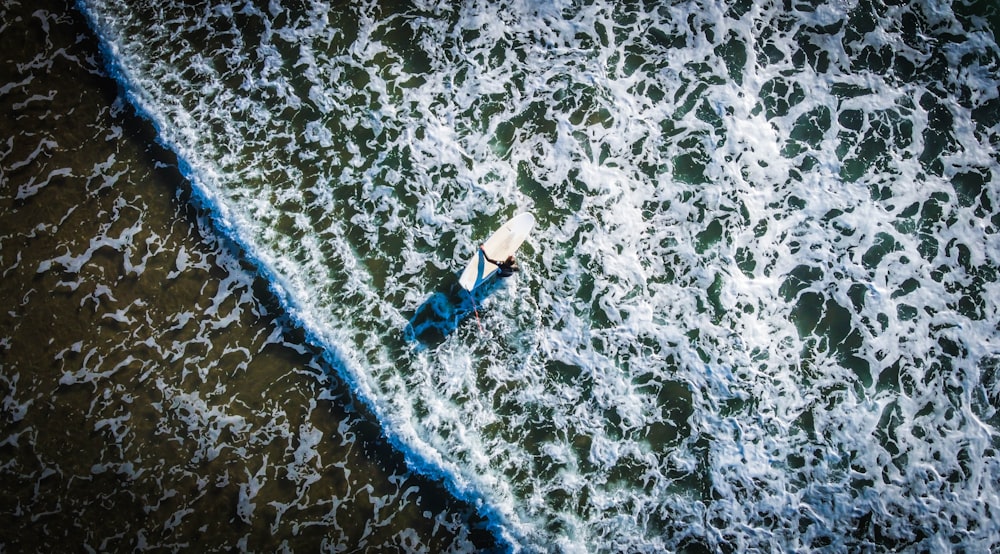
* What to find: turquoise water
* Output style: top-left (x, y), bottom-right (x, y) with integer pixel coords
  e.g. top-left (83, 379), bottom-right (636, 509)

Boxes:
top-left (5, 0), bottom-right (1000, 551)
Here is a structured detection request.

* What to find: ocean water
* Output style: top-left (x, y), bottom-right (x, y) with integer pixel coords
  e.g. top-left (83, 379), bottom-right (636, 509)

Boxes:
top-left (1, 1), bottom-right (493, 551)
top-left (4, 0), bottom-right (1000, 552)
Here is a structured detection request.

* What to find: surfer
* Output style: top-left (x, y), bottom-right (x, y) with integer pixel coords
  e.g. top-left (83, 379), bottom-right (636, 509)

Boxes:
top-left (480, 246), bottom-right (519, 277)
top-left (460, 214), bottom-right (532, 291)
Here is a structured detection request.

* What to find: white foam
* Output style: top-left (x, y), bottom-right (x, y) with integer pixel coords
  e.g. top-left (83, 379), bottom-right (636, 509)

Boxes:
top-left (76, 0), bottom-right (1000, 549)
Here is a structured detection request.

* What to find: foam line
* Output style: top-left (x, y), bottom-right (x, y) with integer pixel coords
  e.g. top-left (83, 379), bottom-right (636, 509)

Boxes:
top-left (74, 0), bottom-right (518, 549)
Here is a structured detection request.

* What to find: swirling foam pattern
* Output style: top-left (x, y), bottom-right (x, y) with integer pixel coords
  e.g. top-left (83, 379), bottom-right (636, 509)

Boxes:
top-left (69, 0), bottom-right (1000, 551)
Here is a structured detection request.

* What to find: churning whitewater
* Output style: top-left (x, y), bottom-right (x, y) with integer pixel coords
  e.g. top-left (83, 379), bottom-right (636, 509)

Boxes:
top-left (65, 0), bottom-right (1000, 551)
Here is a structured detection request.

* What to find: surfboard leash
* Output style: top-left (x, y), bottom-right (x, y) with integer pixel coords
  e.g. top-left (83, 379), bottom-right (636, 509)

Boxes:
top-left (469, 291), bottom-right (484, 333)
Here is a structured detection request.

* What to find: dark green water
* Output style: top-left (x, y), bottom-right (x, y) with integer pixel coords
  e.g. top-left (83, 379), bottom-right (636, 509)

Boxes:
top-left (5, 0), bottom-right (1000, 551)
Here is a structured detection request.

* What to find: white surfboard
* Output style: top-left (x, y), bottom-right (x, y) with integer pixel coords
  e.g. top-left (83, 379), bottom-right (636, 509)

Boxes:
top-left (459, 212), bottom-right (535, 292)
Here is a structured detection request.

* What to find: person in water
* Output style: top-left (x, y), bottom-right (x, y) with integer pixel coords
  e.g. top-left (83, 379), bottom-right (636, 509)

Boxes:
top-left (480, 246), bottom-right (519, 277)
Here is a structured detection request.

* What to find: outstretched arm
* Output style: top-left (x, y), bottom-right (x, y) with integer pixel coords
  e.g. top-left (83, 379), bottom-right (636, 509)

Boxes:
top-left (480, 245), bottom-right (502, 266)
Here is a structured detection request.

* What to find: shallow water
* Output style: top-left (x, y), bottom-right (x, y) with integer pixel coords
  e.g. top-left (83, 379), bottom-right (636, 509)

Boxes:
top-left (1, 1), bottom-right (494, 551)
top-left (5, 0), bottom-right (1000, 551)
